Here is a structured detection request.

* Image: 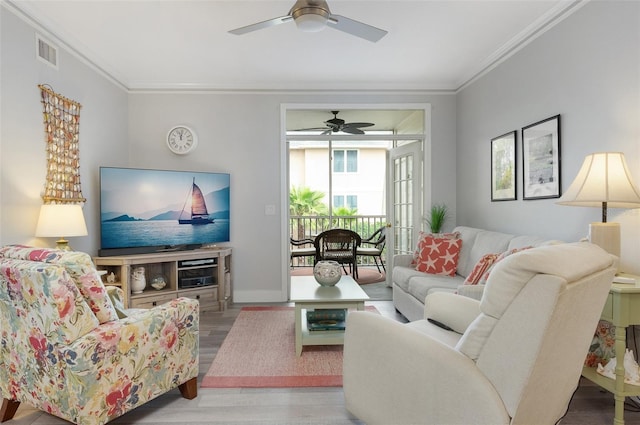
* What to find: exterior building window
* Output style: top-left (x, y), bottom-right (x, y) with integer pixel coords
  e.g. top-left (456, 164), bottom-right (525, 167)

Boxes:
top-left (334, 195), bottom-right (344, 208)
top-left (334, 195), bottom-right (358, 209)
top-left (346, 195), bottom-right (357, 209)
top-left (333, 149), bottom-right (358, 173)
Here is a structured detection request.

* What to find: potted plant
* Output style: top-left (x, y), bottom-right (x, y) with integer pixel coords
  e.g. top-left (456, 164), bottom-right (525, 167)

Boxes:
top-left (425, 203), bottom-right (448, 234)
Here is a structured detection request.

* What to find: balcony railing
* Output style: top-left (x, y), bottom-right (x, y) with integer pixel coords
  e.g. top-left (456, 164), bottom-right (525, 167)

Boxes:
top-left (289, 215), bottom-right (386, 268)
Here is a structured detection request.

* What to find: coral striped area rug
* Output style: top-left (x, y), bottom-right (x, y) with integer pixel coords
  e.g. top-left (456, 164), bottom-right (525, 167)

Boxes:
top-left (201, 305), bottom-right (376, 388)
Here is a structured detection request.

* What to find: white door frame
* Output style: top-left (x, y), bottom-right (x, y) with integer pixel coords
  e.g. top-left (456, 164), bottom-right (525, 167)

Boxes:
top-left (280, 103), bottom-right (431, 301)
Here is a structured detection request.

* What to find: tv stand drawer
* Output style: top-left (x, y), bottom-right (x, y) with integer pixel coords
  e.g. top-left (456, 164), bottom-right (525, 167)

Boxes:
top-left (178, 287), bottom-right (218, 311)
top-left (130, 293), bottom-right (177, 309)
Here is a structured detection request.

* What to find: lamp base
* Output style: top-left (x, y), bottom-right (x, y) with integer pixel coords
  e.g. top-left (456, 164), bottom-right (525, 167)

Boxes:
top-left (55, 238), bottom-right (72, 251)
top-left (589, 222), bottom-right (620, 258)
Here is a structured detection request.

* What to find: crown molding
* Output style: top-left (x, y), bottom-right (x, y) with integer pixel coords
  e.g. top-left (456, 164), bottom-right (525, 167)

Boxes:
top-left (4, 0), bottom-right (588, 96)
top-left (456, 0), bottom-right (589, 92)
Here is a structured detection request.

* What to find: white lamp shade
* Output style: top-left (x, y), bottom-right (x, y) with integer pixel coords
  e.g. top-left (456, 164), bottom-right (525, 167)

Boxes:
top-left (35, 204), bottom-right (88, 238)
top-left (557, 152), bottom-right (640, 208)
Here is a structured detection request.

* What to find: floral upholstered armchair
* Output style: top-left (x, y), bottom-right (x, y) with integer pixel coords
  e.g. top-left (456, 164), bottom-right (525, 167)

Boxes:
top-left (0, 245), bottom-right (199, 425)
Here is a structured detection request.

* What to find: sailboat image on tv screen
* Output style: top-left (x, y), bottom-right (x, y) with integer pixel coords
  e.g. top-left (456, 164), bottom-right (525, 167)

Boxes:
top-left (179, 178), bottom-right (214, 225)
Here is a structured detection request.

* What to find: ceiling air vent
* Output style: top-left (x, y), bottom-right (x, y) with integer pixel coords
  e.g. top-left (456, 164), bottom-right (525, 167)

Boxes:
top-left (36, 35), bottom-right (58, 69)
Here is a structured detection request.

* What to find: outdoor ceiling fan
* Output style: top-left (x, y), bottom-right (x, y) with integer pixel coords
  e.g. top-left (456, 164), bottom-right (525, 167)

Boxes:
top-left (296, 111), bottom-right (375, 135)
top-left (228, 0), bottom-right (388, 43)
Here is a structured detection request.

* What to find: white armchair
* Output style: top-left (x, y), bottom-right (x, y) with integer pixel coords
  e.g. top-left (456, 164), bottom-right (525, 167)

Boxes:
top-left (344, 242), bottom-right (616, 425)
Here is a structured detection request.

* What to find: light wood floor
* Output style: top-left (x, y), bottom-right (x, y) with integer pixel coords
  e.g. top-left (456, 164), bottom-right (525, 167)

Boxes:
top-left (8, 300), bottom-right (640, 424)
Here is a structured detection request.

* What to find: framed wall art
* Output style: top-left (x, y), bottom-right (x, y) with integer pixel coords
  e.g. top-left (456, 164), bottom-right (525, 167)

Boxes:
top-left (522, 115), bottom-right (561, 200)
top-left (491, 131), bottom-right (516, 201)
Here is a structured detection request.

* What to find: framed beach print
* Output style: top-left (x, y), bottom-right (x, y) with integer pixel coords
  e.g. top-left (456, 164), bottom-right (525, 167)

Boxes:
top-left (522, 115), bottom-right (561, 200)
top-left (491, 131), bottom-right (517, 201)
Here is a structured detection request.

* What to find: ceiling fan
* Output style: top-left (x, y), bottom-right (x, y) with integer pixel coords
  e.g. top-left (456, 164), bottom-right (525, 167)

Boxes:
top-left (228, 0), bottom-right (387, 43)
top-left (296, 111), bottom-right (375, 135)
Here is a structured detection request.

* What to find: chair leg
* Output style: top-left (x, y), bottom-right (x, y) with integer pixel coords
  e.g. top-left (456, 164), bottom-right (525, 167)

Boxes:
top-left (178, 377), bottom-right (198, 400)
top-left (372, 257), bottom-right (382, 273)
top-left (1, 398), bottom-right (20, 422)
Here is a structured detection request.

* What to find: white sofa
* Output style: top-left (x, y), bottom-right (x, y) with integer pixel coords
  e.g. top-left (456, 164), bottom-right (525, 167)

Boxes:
top-left (392, 226), bottom-right (559, 321)
top-left (345, 242), bottom-right (617, 425)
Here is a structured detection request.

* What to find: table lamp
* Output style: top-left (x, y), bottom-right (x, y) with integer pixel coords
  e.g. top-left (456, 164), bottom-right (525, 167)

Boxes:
top-left (35, 204), bottom-right (88, 251)
top-left (557, 152), bottom-right (640, 258)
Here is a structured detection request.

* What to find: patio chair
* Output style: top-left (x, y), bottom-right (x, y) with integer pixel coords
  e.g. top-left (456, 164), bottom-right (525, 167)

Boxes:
top-left (357, 226), bottom-right (386, 273)
top-left (314, 229), bottom-right (362, 278)
top-left (290, 237), bottom-right (316, 267)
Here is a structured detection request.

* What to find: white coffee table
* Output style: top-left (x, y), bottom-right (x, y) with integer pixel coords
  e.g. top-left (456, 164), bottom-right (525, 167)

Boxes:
top-left (290, 275), bottom-right (369, 356)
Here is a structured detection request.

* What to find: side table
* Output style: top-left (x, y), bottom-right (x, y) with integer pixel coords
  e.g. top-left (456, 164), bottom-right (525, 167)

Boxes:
top-left (581, 273), bottom-right (640, 425)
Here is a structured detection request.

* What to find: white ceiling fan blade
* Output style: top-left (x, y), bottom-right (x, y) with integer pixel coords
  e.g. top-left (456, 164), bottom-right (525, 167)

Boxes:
top-left (229, 15), bottom-right (293, 35)
top-left (327, 14), bottom-right (387, 42)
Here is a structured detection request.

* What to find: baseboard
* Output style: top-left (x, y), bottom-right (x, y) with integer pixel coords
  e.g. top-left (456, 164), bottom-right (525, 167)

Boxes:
top-left (233, 289), bottom-right (287, 303)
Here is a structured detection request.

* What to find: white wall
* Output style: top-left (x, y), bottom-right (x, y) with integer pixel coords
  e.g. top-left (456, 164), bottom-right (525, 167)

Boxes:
top-left (0, 5), bottom-right (129, 253)
top-left (128, 93), bottom-right (456, 301)
top-left (456, 0), bottom-right (640, 274)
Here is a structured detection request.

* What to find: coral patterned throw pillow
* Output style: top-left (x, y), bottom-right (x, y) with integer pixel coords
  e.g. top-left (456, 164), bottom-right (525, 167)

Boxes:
top-left (463, 253), bottom-right (500, 285)
top-left (414, 234), bottom-right (462, 277)
top-left (477, 246), bottom-right (533, 285)
top-left (412, 231), bottom-right (460, 266)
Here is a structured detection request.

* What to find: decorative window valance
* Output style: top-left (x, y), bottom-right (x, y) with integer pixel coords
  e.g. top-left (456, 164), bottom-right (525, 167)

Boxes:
top-left (38, 84), bottom-right (85, 204)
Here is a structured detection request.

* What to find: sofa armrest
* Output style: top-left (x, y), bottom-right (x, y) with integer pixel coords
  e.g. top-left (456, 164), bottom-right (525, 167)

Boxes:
top-left (424, 292), bottom-right (480, 334)
top-left (344, 312), bottom-right (509, 425)
top-left (456, 284), bottom-right (486, 301)
top-left (393, 254), bottom-right (413, 268)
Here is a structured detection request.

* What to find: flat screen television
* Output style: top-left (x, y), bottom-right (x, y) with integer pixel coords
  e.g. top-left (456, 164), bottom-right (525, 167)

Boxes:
top-left (99, 167), bottom-right (230, 256)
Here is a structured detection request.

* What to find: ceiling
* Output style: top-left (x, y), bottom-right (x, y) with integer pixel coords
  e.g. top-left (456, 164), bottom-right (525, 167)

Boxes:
top-left (10, 0), bottom-right (584, 93)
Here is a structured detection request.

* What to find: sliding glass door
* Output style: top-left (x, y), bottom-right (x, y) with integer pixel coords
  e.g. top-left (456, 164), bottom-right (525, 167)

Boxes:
top-left (288, 137), bottom-right (389, 251)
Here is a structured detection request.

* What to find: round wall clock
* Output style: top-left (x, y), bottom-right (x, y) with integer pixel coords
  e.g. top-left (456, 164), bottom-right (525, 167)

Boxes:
top-left (166, 125), bottom-right (198, 155)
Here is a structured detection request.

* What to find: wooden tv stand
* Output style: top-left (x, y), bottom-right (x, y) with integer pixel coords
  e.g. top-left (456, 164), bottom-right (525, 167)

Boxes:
top-left (94, 248), bottom-right (232, 311)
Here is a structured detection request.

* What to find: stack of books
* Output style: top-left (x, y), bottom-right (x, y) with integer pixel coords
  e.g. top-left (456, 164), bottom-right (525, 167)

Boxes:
top-left (306, 308), bottom-right (347, 331)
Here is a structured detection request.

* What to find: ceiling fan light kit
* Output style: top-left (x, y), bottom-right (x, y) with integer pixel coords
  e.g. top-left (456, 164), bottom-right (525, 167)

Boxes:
top-left (291, 1), bottom-right (329, 32)
top-left (294, 14), bottom-right (328, 32)
top-left (229, 0), bottom-right (387, 42)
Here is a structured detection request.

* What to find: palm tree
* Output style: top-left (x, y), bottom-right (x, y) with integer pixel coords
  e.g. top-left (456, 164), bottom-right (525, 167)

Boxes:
top-left (332, 206), bottom-right (358, 229)
top-left (289, 186), bottom-right (328, 238)
top-left (289, 186), bottom-right (327, 216)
